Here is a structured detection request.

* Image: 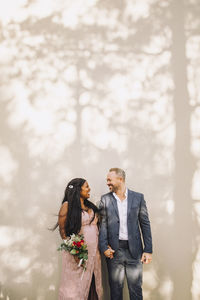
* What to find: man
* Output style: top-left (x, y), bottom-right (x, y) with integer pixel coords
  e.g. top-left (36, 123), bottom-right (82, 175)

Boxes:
top-left (99, 168), bottom-right (153, 300)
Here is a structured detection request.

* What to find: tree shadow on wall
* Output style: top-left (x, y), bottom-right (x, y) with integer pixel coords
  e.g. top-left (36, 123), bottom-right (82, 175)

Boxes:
top-left (0, 0), bottom-right (200, 299)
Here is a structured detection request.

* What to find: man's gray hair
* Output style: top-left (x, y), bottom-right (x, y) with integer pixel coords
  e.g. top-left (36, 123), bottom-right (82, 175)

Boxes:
top-left (109, 168), bottom-right (126, 181)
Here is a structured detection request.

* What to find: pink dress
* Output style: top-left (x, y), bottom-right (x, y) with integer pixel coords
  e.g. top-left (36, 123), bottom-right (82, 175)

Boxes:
top-left (59, 211), bottom-right (103, 300)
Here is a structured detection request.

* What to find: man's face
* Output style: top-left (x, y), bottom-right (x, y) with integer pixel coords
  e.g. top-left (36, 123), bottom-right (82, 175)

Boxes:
top-left (107, 171), bottom-right (122, 192)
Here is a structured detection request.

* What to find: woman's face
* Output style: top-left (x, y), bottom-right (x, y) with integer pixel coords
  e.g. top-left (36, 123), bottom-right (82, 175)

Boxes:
top-left (80, 181), bottom-right (91, 199)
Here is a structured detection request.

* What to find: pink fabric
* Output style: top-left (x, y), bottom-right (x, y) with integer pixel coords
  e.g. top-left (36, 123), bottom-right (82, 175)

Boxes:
top-left (59, 211), bottom-right (103, 300)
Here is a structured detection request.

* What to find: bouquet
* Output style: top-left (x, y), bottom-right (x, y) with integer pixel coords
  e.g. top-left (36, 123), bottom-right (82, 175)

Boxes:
top-left (58, 234), bottom-right (88, 270)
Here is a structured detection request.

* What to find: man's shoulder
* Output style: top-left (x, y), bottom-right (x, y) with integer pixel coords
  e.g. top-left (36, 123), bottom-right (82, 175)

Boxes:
top-left (128, 189), bottom-right (143, 198)
top-left (101, 192), bottom-right (113, 200)
top-left (99, 192), bottom-right (113, 207)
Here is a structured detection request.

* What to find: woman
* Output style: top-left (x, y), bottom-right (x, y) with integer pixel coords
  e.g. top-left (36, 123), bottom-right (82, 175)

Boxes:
top-left (56, 178), bottom-right (102, 300)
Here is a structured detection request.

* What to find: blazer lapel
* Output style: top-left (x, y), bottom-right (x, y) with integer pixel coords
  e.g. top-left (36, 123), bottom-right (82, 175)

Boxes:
top-left (110, 193), bottom-right (119, 219)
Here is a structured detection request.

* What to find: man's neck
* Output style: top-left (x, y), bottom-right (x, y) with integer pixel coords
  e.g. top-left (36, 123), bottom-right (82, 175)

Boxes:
top-left (114, 185), bottom-right (127, 201)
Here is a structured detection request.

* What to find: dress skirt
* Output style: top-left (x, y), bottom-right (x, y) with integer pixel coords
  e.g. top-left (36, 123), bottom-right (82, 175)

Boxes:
top-left (58, 211), bottom-right (103, 300)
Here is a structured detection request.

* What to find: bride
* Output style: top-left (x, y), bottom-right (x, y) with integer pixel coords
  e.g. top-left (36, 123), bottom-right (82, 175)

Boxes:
top-left (54, 178), bottom-right (103, 300)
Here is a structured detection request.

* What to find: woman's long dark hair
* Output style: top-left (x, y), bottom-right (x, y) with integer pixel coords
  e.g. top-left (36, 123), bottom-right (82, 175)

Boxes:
top-left (53, 178), bottom-right (99, 236)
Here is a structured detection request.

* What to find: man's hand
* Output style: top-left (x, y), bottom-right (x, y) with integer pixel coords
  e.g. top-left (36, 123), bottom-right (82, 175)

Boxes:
top-left (104, 245), bottom-right (115, 259)
top-left (141, 252), bottom-right (152, 264)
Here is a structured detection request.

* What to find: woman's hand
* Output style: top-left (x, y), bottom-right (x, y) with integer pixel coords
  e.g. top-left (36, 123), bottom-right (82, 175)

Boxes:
top-left (74, 255), bottom-right (80, 264)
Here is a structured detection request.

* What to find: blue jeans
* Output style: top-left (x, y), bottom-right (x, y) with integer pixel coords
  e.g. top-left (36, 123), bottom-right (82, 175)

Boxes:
top-left (106, 243), bottom-right (143, 300)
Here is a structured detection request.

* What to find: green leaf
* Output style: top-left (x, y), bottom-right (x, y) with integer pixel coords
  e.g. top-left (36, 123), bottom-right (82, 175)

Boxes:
top-left (70, 249), bottom-right (77, 255)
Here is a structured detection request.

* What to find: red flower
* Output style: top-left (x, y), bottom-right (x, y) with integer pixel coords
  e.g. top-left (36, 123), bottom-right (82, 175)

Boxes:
top-left (77, 242), bottom-right (81, 248)
top-left (73, 241), bottom-right (76, 246)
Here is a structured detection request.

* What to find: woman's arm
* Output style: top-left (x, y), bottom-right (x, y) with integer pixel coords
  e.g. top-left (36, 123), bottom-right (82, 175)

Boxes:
top-left (58, 202), bottom-right (68, 239)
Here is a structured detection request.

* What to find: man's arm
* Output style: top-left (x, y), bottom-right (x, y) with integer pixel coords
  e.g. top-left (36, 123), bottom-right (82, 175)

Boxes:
top-left (99, 196), bottom-right (109, 253)
top-left (99, 196), bottom-right (115, 259)
top-left (139, 194), bottom-right (153, 255)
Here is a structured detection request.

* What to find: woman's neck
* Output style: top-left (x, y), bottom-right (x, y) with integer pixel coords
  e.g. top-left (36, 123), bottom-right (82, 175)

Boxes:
top-left (80, 198), bottom-right (88, 211)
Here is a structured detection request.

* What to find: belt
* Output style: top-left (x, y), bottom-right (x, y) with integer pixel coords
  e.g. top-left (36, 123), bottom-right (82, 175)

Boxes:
top-left (119, 240), bottom-right (129, 249)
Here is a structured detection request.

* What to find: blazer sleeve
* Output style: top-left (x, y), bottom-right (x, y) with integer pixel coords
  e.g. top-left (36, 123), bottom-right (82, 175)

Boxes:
top-left (139, 194), bottom-right (153, 253)
top-left (99, 196), bottom-right (109, 253)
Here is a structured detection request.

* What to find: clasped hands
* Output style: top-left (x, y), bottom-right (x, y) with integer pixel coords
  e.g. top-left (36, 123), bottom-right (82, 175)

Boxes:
top-left (104, 246), bottom-right (152, 264)
top-left (104, 246), bottom-right (115, 259)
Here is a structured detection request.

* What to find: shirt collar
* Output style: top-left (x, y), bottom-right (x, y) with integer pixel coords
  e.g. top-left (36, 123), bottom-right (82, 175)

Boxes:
top-left (113, 188), bottom-right (128, 200)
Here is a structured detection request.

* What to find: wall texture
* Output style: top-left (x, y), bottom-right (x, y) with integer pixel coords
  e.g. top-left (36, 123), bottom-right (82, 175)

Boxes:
top-left (0, 0), bottom-right (200, 299)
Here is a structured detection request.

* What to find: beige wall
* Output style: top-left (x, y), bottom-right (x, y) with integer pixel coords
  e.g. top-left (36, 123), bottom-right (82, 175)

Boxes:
top-left (0, 0), bottom-right (200, 299)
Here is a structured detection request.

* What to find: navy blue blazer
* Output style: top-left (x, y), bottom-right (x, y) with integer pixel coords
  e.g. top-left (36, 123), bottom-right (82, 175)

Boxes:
top-left (99, 189), bottom-right (153, 259)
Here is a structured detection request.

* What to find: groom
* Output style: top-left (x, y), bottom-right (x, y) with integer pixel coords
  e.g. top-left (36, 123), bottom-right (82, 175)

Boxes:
top-left (99, 168), bottom-right (153, 300)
